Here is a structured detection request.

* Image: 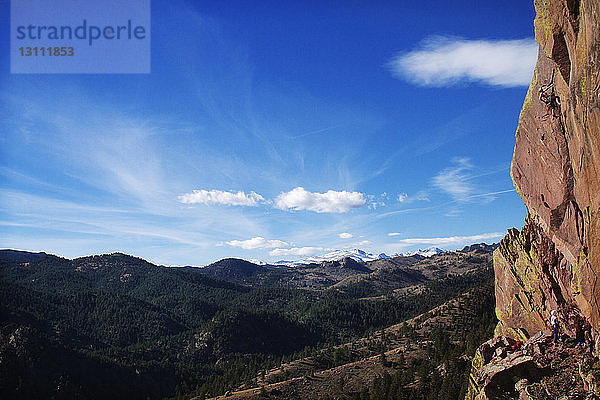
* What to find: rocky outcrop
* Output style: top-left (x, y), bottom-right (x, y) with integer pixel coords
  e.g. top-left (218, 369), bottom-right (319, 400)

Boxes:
top-left (467, 330), bottom-right (597, 399)
top-left (467, 338), bottom-right (546, 400)
top-left (467, 0), bottom-right (600, 398)
top-left (461, 243), bottom-right (500, 253)
top-left (493, 217), bottom-right (580, 341)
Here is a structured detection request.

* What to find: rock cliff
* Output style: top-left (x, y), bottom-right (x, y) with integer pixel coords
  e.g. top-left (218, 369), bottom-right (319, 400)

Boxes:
top-left (467, 0), bottom-right (600, 398)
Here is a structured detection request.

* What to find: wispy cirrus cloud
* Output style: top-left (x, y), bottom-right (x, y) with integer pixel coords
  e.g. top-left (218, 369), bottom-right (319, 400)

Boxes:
top-left (178, 189), bottom-right (265, 206)
top-left (339, 232), bottom-right (354, 239)
top-left (432, 159), bottom-right (515, 206)
top-left (225, 236), bottom-right (289, 250)
top-left (432, 158), bottom-right (475, 202)
top-left (275, 187), bottom-right (366, 213)
top-left (269, 246), bottom-right (326, 257)
top-left (394, 232), bottom-right (504, 247)
top-left (388, 36), bottom-right (537, 87)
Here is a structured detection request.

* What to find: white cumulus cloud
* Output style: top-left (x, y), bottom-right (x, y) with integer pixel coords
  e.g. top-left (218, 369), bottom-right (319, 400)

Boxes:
top-left (388, 36), bottom-right (537, 87)
top-left (275, 187), bottom-right (366, 213)
top-left (178, 189), bottom-right (264, 206)
top-left (395, 232), bottom-right (504, 247)
top-left (225, 236), bottom-right (288, 250)
top-left (339, 232), bottom-right (354, 239)
top-left (270, 246), bottom-right (326, 257)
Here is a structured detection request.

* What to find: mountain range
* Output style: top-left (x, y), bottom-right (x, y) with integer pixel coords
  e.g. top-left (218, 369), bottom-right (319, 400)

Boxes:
top-left (271, 246), bottom-right (447, 266)
top-left (195, 243), bottom-right (496, 294)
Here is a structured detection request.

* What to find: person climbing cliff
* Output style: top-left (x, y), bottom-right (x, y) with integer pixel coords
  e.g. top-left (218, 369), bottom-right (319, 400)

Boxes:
top-left (538, 69), bottom-right (561, 118)
top-left (550, 310), bottom-right (559, 344)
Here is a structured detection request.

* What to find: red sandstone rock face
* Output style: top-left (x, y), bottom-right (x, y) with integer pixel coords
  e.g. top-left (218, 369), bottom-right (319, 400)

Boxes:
top-left (466, 2), bottom-right (599, 398)
top-left (505, 0), bottom-right (600, 334)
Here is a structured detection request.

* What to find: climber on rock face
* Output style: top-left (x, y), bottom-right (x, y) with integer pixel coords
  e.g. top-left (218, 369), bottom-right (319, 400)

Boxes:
top-left (550, 310), bottom-right (559, 344)
top-left (539, 69), bottom-right (561, 118)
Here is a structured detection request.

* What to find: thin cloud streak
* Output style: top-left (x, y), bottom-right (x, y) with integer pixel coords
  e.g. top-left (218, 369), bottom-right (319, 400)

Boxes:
top-left (394, 232), bottom-right (504, 247)
top-left (376, 186), bottom-right (517, 220)
top-left (291, 123), bottom-right (346, 139)
top-left (463, 189), bottom-right (516, 199)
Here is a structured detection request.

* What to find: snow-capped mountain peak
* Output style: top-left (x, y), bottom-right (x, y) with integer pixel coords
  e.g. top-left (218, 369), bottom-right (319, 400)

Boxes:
top-left (396, 246), bottom-right (446, 257)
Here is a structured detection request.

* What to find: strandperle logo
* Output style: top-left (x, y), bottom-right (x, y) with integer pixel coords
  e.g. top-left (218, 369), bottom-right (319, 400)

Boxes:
top-left (15, 20), bottom-right (147, 46)
top-left (11, 0), bottom-right (151, 74)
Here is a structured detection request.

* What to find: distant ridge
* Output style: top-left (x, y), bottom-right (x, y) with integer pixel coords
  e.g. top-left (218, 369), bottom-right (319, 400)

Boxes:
top-left (200, 258), bottom-right (270, 280)
top-left (0, 249), bottom-right (47, 262)
top-left (460, 242), bottom-right (499, 253)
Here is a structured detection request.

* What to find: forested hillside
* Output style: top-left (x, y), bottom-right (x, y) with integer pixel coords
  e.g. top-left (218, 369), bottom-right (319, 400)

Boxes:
top-left (0, 248), bottom-right (496, 399)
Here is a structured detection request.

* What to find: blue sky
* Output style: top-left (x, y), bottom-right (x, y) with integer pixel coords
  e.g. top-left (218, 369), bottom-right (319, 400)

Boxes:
top-left (0, 0), bottom-right (535, 266)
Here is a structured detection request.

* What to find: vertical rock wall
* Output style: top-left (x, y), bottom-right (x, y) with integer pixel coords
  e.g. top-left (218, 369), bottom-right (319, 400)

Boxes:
top-left (498, 0), bottom-right (600, 340)
top-left (466, 1), bottom-right (599, 398)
